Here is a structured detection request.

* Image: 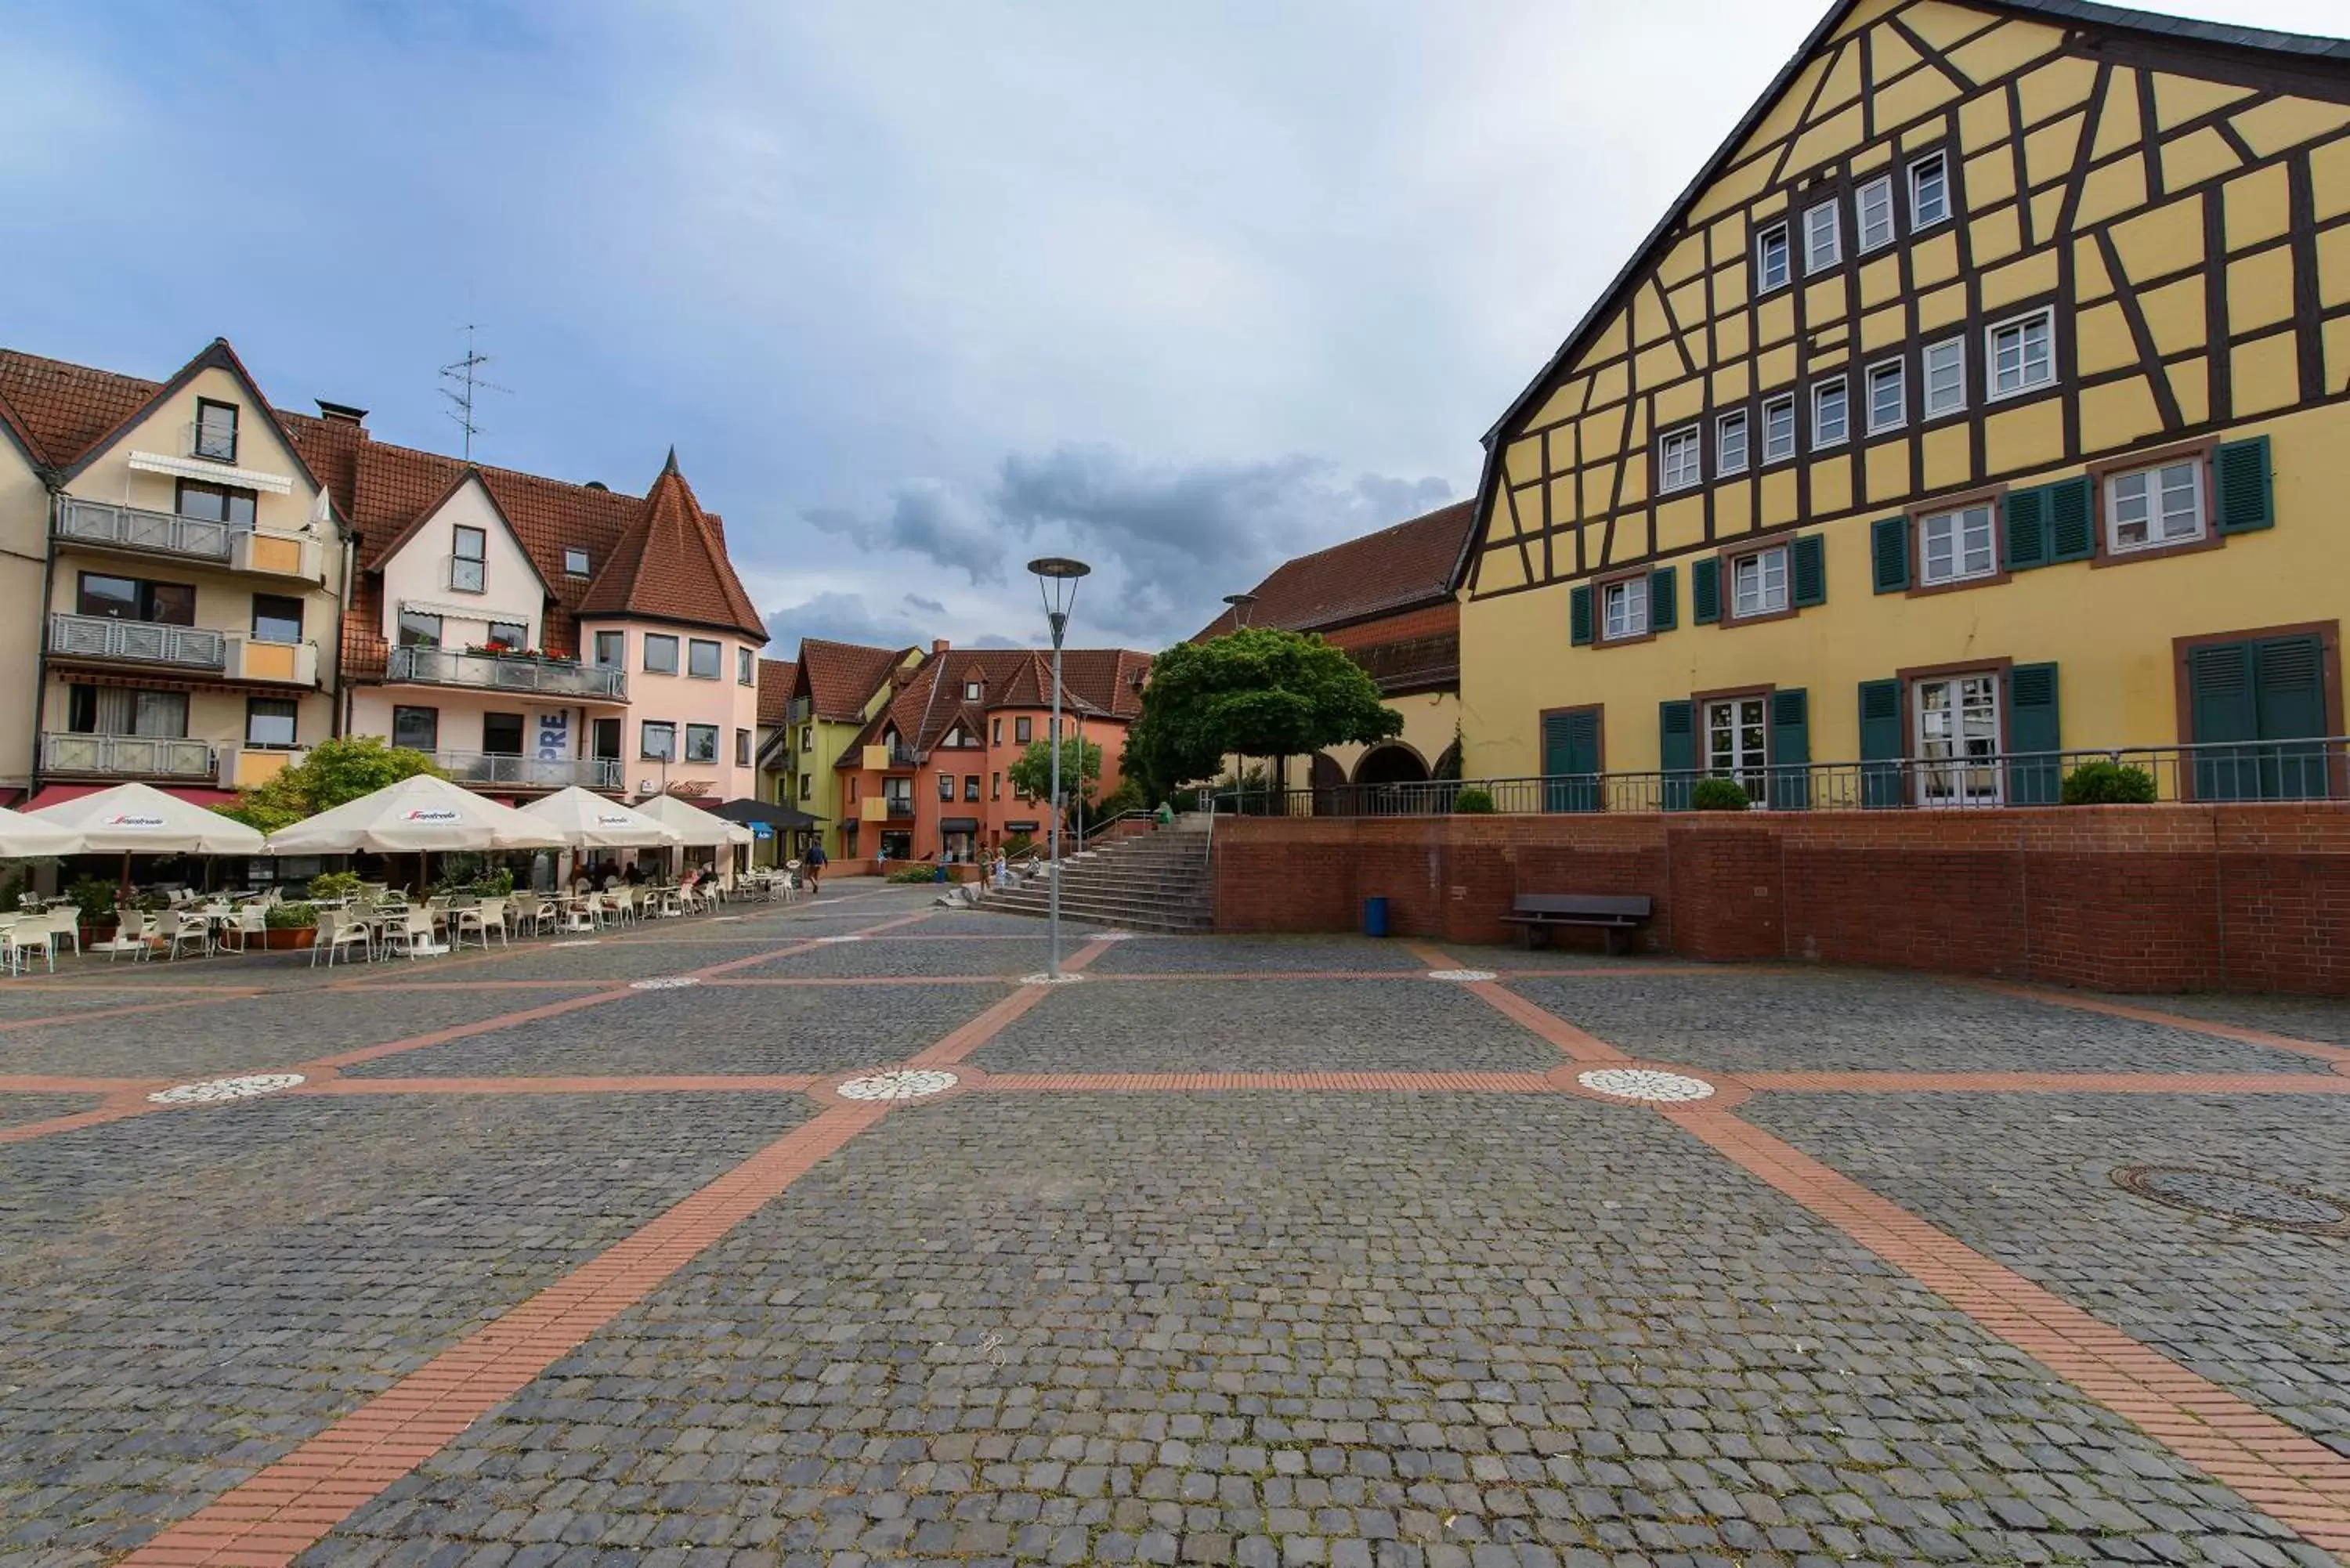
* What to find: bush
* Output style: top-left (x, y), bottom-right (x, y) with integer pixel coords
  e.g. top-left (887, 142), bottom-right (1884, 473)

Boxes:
top-left (886, 864), bottom-right (941, 884)
top-left (67, 877), bottom-right (118, 925)
top-left (307, 870), bottom-right (363, 901)
top-left (1690, 777), bottom-right (1753, 811)
top-left (1002, 833), bottom-right (1034, 858)
top-left (265, 901), bottom-right (319, 930)
top-left (1453, 786), bottom-right (1496, 815)
top-left (2060, 760), bottom-right (2157, 805)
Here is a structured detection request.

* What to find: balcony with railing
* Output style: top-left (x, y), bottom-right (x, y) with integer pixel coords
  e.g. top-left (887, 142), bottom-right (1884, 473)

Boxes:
top-left (433, 751), bottom-right (624, 793)
top-left (48, 612), bottom-right (225, 670)
top-left (785, 695), bottom-right (812, 724)
top-left (859, 742), bottom-right (920, 771)
top-left (41, 732), bottom-right (214, 780)
top-left (386, 645), bottom-right (627, 702)
top-left (53, 497), bottom-right (324, 580)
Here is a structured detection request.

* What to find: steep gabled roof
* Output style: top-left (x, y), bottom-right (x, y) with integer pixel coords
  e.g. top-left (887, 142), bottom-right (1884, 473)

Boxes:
top-left (794, 638), bottom-right (913, 723)
top-left (577, 450), bottom-right (768, 642)
top-left (757, 659), bottom-right (798, 726)
top-left (1194, 500), bottom-right (1474, 641)
top-left (835, 645), bottom-right (1153, 765)
top-left (0, 348), bottom-right (156, 469)
top-left (365, 466), bottom-right (556, 600)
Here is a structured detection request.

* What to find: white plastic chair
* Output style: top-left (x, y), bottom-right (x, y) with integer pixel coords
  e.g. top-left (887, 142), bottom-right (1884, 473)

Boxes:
top-left (158, 910), bottom-right (208, 962)
top-left (383, 907), bottom-right (443, 960)
top-left (91, 912), bottom-right (154, 963)
top-left (312, 909), bottom-right (373, 967)
top-left (222, 905), bottom-right (267, 953)
top-left (45, 908), bottom-right (82, 957)
top-left (4, 922), bottom-right (52, 975)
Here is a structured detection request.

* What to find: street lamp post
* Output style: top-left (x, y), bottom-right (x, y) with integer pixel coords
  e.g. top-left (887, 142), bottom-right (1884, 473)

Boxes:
top-left (1221, 592), bottom-right (1260, 807)
top-left (1029, 556), bottom-right (1091, 980)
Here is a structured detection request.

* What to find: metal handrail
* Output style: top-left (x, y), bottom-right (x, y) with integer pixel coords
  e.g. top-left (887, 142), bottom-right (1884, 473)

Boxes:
top-left (47, 612), bottom-right (226, 669)
top-left (55, 497), bottom-right (235, 562)
top-left (433, 751), bottom-right (624, 789)
top-left (41, 732), bottom-right (215, 778)
top-left (389, 645), bottom-right (627, 700)
top-left (1211, 739), bottom-right (2350, 815)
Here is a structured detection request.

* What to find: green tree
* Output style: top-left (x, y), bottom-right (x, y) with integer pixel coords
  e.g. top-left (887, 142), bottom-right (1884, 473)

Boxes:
top-left (214, 736), bottom-right (446, 833)
top-left (1006, 735), bottom-right (1103, 806)
top-left (1123, 627), bottom-right (1401, 799)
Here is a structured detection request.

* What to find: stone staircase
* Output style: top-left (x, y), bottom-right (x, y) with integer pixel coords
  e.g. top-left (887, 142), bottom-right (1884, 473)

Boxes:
top-left (982, 818), bottom-right (1213, 934)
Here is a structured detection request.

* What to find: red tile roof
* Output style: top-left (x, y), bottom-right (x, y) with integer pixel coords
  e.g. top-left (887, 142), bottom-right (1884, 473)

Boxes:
top-left (575, 450), bottom-right (767, 642)
top-left (0, 348), bottom-right (156, 468)
top-left (794, 638), bottom-right (914, 724)
top-left (838, 645), bottom-right (1152, 764)
top-left (756, 659), bottom-right (798, 726)
top-left (1192, 500), bottom-right (1474, 641)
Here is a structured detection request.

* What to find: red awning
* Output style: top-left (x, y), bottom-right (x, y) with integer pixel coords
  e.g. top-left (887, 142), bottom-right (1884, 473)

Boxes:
top-left (24, 782), bottom-right (242, 811)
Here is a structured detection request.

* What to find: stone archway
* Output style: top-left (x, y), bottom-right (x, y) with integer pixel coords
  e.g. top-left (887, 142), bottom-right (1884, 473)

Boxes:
top-left (1308, 752), bottom-right (1349, 816)
top-left (1353, 743), bottom-right (1430, 787)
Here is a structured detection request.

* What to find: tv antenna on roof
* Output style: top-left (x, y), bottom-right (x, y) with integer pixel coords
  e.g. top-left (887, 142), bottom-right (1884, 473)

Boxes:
top-left (439, 324), bottom-right (510, 460)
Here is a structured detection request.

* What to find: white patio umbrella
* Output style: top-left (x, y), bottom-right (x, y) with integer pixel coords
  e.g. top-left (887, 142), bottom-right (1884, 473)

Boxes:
top-left (0, 804), bottom-right (82, 861)
top-left (631, 793), bottom-right (754, 847)
top-left (515, 787), bottom-right (683, 849)
top-left (27, 780), bottom-right (267, 899)
top-left (261, 774), bottom-right (568, 854)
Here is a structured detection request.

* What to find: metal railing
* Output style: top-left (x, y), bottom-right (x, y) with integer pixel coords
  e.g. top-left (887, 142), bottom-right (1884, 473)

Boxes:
top-left (1213, 740), bottom-right (2350, 817)
top-left (433, 751), bottom-right (624, 790)
top-left (55, 497), bottom-right (234, 562)
top-left (41, 732), bottom-right (214, 779)
top-left (785, 696), bottom-right (812, 724)
top-left (47, 612), bottom-right (226, 669)
top-left (388, 645), bottom-right (627, 700)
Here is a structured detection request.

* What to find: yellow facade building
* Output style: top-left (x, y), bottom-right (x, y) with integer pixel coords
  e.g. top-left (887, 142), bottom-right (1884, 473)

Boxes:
top-left (1462, 0), bottom-right (2350, 806)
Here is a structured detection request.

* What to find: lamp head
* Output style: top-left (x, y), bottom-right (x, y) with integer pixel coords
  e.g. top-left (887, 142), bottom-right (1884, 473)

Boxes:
top-left (1221, 591), bottom-right (1258, 629)
top-left (1029, 556), bottom-right (1090, 646)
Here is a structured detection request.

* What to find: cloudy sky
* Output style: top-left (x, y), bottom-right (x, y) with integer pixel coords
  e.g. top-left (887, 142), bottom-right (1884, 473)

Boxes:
top-left (5, 0), bottom-right (2341, 654)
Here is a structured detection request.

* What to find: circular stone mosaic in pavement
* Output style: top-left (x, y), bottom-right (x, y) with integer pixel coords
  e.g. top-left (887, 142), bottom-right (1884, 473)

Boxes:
top-left (2112, 1164), bottom-right (2350, 1237)
top-left (836, 1069), bottom-right (960, 1101)
top-left (1018, 971), bottom-right (1087, 986)
top-left (148, 1073), bottom-right (306, 1105)
top-left (629, 977), bottom-right (703, 991)
top-left (1426, 969), bottom-right (1499, 983)
top-left (813, 934), bottom-right (866, 945)
top-left (1576, 1067), bottom-right (1718, 1103)
top-left (548, 940), bottom-right (602, 948)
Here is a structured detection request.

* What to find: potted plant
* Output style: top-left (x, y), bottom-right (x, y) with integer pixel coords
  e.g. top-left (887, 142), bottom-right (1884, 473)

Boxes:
top-left (262, 901), bottom-right (319, 950)
top-left (68, 876), bottom-right (118, 945)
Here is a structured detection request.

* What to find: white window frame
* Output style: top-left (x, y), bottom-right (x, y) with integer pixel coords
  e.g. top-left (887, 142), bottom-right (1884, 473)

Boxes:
top-left (1728, 545), bottom-right (1789, 621)
top-left (1803, 199), bottom-right (1842, 274)
top-left (1761, 395), bottom-right (1797, 464)
top-left (1716, 410), bottom-right (1749, 476)
top-left (563, 547), bottom-right (591, 576)
top-left (1812, 378), bottom-right (1849, 448)
top-left (1856, 175), bottom-right (1896, 252)
top-left (1866, 359), bottom-right (1907, 435)
top-left (1918, 502), bottom-right (1999, 587)
top-left (2104, 457), bottom-right (2208, 555)
top-left (1913, 672), bottom-right (2001, 807)
top-left (640, 720), bottom-right (677, 761)
top-left (1909, 151), bottom-right (1950, 229)
top-left (1922, 336), bottom-right (1967, 418)
top-left (1755, 222), bottom-right (1791, 293)
top-left (1657, 425), bottom-right (1702, 493)
top-left (1705, 695), bottom-right (1770, 803)
top-left (1986, 307), bottom-right (2055, 402)
top-left (1600, 576), bottom-right (1650, 641)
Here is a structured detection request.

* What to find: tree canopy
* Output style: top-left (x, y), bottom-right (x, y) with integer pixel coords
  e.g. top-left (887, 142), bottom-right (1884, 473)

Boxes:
top-left (1123, 627), bottom-right (1401, 797)
top-left (1006, 735), bottom-right (1102, 804)
top-left (213, 736), bottom-right (446, 833)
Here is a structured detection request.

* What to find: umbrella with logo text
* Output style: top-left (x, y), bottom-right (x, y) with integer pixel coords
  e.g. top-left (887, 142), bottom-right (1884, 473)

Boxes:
top-left (515, 786), bottom-right (684, 849)
top-left (261, 774), bottom-right (565, 893)
top-left (27, 781), bottom-right (267, 901)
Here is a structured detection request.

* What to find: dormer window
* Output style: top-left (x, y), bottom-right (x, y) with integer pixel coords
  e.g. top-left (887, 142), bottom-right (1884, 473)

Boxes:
top-left (194, 399), bottom-right (238, 462)
top-left (564, 547), bottom-right (590, 576)
top-left (451, 526), bottom-right (486, 593)
top-left (964, 680), bottom-right (982, 700)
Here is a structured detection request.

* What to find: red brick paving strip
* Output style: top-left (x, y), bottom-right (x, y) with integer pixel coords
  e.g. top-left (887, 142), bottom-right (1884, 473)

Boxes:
top-left (1740, 1070), bottom-right (2350, 1094)
top-left (1672, 1107), bottom-right (2350, 1555)
top-left (0, 991), bottom-right (264, 1033)
top-left (1460, 979), bottom-right (1630, 1063)
top-left (118, 1104), bottom-right (887, 1568)
top-left (302, 1075), bottom-right (820, 1097)
top-left (983, 1071), bottom-right (1558, 1093)
top-left (0, 1097), bottom-right (155, 1147)
top-left (1977, 981), bottom-right (2350, 1071)
top-left (905, 937), bottom-right (1116, 1067)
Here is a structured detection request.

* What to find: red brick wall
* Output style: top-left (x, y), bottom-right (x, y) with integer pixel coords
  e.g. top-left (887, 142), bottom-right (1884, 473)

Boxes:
top-left (1209, 804), bottom-right (2350, 995)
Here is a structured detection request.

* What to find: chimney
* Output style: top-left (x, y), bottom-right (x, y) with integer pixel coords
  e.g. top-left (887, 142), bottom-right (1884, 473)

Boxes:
top-left (931, 638), bottom-right (950, 656)
top-left (314, 400), bottom-right (368, 426)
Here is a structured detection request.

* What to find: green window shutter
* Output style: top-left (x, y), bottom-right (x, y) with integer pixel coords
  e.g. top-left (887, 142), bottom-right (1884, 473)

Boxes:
top-left (2187, 641), bottom-right (2256, 801)
top-left (1691, 557), bottom-right (1722, 623)
top-left (2254, 634), bottom-right (2327, 800)
top-left (2214, 435), bottom-right (2275, 533)
top-left (2005, 662), bottom-right (2061, 804)
top-left (1791, 533), bottom-right (1827, 606)
top-left (1542, 709), bottom-right (1603, 813)
top-left (1871, 516), bottom-right (1910, 593)
top-left (1659, 699), bottom-right (1695, 810)
top-left (2005, 482), bottom-right (2052, 570)
top-left (1650, 565), bottom-right (1678, 631)
top-left (1766, 687), bottom-right (1811, 809)
top-left (2047, 477), bottom-right (2094, 562)
top-left (1569, 583), bottom-right (1593, 645)
top-left (1858, 678), bottom-right (1904, 808)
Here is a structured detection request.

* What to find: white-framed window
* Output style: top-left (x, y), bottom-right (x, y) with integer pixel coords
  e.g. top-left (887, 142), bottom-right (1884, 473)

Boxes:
top-left (2106, 457), bottom-right (2207, 554)
top-left (1923, 337), bottom-right (1967, 417)
top-left (1914, 673), bottom-right (2001, 806)
top-left (1867, 359), bottom-right (1907, 434)
top-left (1857, 175), bottom-right (1895, 252)
top-left (1601, 576), bottom-right (1649, 641)
top-left (1755, 222), bottom-right (1791, 292)
top-left (739, 647), bottom-right (756, 685)
top-left (1658, 425), bottom-right (1701, 493)
top-left (640, 720), bottom-right (676, 761)
top-left (964, 680), bottom-right (982, 700)
top-left (451, 525), bottom-right (486, 593)
top-left (1716, 410), bottom-right (1749, 476)
top-left (1909, 151), bottom-right (1950, 229)
top-left (563, 547), bottom-right (591, 576)
top-left (1919, 502), bottom-right (1998, 586)
top-left (1762, 395), bottom-right (1797, 464)
top-left (1987, 308), bottom-right (2055, 400)
top-left (687, 638), bottom-right (721, 679)
top-left (1804, 199), bottom-right (1842, 273)
top-left (1812, 378), bottom-right (1849, 447)
top-left (1730, 546), bottom-right (1789, 620)
top-left (1705, 695), bottom-right (1769, 803)
top-left (643, 634), bottom-right (679, 674)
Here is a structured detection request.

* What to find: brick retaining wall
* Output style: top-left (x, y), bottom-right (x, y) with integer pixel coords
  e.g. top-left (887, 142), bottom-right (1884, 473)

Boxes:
top-left (1209, 804), bottom-right (2350, 995)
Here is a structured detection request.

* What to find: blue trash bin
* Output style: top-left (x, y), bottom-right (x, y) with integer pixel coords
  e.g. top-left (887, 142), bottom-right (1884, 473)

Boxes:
top-left (1363, 896), bottom-right (1390, 938)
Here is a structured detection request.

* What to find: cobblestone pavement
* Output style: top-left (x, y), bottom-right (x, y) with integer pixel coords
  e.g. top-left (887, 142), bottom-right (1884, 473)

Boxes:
top-left (0, 879), bottom-right (2344, 1568)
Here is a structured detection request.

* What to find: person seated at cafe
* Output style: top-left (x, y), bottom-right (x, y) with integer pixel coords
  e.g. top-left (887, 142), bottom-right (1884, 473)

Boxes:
top-left (624, 859), bottom-right (646, 887)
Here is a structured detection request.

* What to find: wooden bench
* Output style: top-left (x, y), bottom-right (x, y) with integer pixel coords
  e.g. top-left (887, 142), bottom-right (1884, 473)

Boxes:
top-left (1496, 894), bottom-right (1654, 955)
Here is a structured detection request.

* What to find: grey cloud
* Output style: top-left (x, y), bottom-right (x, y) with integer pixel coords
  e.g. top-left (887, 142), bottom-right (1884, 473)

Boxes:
top-left (804, 480), bottom-right (1007, 587)
top-left (903, 593), bottom-right (947, 614)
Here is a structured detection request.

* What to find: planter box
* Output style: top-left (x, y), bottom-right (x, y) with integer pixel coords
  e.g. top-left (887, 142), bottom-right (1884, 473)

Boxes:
top-left (262, 927), bottom-right (317, 950)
